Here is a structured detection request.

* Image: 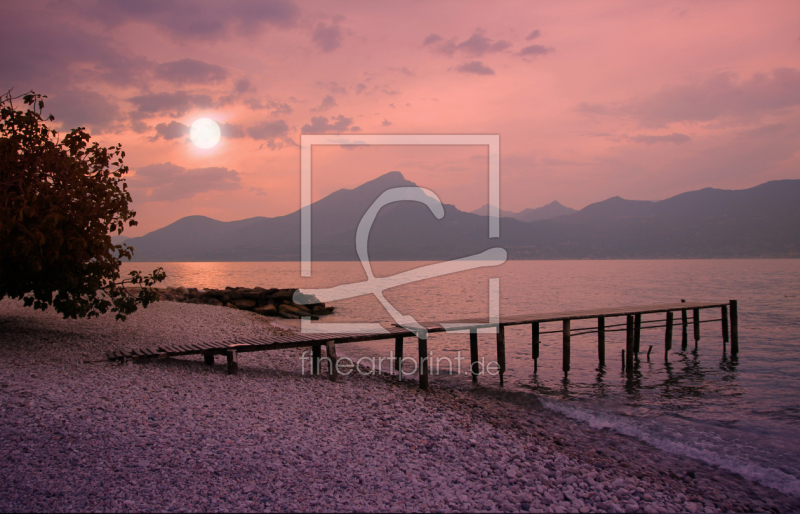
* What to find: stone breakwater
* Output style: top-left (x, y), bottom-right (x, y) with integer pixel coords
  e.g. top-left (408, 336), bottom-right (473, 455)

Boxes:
top-left (155, 286), bottom-right (333, 320)
top-left (1, 299), bottom-right (798, 513)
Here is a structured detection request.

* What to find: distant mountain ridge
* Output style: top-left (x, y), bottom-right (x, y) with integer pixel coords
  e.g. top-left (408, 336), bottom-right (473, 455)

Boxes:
top-left (124, 173), bottom-right (800, 261)
top-left (471, 201), bottom-right (576, 222)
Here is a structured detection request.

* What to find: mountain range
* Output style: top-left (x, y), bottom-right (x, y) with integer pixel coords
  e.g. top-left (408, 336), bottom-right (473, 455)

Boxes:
top-left (470, 201), bottom-right (576, 222)
top-left (123, 171), bottom-right (800, 261)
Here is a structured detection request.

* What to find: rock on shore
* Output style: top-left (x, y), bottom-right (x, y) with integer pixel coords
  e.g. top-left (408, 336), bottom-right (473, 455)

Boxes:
top-left (0, 299), bottom-right (798, 513)
top-left (155, 286), bottom-right (334, 320)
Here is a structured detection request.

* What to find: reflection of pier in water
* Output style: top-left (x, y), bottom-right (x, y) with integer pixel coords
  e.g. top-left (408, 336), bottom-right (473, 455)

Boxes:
top-left (108, 299), bottom-right (739, 393)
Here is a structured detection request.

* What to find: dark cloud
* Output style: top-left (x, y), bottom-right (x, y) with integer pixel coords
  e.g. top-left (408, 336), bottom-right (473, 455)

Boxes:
top-left (130, 162), bottom-right (242, 202)
top-left (455, 61), bottom-right (495, 76)
top-left (127, 91), bottom-right (214, 117)
top-left (518, 44), bottom-right (553, 57)
top-left (247, 120), bottom-right (289, 139)
top-left (301, 115), bottom-right (359, 133)
top-left (246, 119), bottom-right (294, 149)
top-left (579, 68), bottom-right (800, 127)
top-left (220, 122), bottom-right (245, 138)
top-left (0, 10), bottom-right (151, 92)
top-left (83, 0), bottom-right (300, 40)
top-left (430, 32), bottom-right (511, 57)
top-left (155, 58), bottom-right (228, 85)
top-left (526, 30), bottom-right (541, 41)
top-left (390, 67), bottom-right (416, 76)
top-left (423, 34), bottom-right (443, 45)
top-left (311, 95), bottom-right (337, 112)
top-left (382, 119), bottom-right (392, 126)
top-left (312, 23), bottom-right (343, 52)
top-left (234, 78), bottom-right (254, 94)
top-left (630, 133), bottom-right (691, 144)
top-left (152, 120), bottom-right (189, 140)
top-left (355, 83), bottom-right (367, 95)
top-left (45, 90), bottom-right (122, 133)
top-left (244, 98), bottom-right (293, 115)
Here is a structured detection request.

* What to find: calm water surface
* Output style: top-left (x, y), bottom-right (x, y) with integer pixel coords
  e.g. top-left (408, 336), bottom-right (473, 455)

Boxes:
top-left (123, 259), bottom-right (800, 496)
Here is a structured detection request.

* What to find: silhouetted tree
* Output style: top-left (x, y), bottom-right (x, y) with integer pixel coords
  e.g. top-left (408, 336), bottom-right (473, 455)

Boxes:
top-left (0, 90), bottom-right (165, 320)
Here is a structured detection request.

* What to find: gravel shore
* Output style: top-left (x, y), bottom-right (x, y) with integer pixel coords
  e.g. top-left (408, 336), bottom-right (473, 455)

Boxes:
top-left (1, 299), bottom-right (797, 513)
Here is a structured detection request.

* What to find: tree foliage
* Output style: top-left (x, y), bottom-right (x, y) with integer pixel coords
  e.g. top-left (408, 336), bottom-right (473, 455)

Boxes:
top-left (0, 90), bottom-right (165, 320)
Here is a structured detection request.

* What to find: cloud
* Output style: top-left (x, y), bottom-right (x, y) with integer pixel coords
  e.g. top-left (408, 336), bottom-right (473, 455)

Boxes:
top-left (455, 61), bottom-right (495, 76)
top-left (526, 30), bottom-right (541, 40)
top-left (312, 22), bottom-right (342, 52)
top-left (316, 81), bottom-right (348, 94)
top-left (155, 58), bottom-right (228, 85)
top-left (244, 98), bottom-right (293, 115)
top-left (301, 115), bottom-right (359, 133)
top-left (630, 133), bottom-right (691, 144)
top-left (311, 94), bottom-right (337, 112)
top-left (430, 32), bottom-right (511, 57)
top-left (83, 0), bottom-right (300, 40)
top-left (355, 83), bottom-right (367, 94)
top-left (127, 91), bottom-right (214, 117)
top-left (220, 122), bottom-right (245, 138)
top-left (0, 10), bottom-right (152, 91)
top-left (518, 44), bottom-right (553, 57)
top-left (390, 66), bottom-right (415, 76)
top-left (580, 68), bottom-right (800, 127)
top-left (152, 120), bottom-right (189, 140)
top-left (423, 34), bottom-right (443, 45)
top-left (45, 90), bottom-right (122, 133)
top-left (130, 162), bottom-right (241, 202)
top-left (382, 119), bottom-right (392, 126)
top-left (246, 119), bottom-right (293, 149)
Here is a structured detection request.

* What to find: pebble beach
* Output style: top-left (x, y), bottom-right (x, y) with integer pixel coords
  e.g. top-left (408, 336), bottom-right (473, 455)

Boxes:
top-left (1, 299), bottom-right (798, 513)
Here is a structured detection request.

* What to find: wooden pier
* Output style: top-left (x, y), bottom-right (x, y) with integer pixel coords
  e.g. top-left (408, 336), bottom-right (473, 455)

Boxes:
top-left (107, 300), bottom-right (738, 390)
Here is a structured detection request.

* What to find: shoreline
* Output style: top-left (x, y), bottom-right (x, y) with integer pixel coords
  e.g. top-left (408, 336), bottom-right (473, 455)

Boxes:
top-left (1, 299), bottom-right (797, 513)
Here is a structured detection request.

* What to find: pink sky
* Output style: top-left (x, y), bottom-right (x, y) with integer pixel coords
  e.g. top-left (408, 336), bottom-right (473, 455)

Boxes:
top-left (3, 0), bottom-right (799, 237)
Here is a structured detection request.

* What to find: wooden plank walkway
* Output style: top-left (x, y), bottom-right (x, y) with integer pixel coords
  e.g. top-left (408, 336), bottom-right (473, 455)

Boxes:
top-left (107, 300), bottom-right (739, 390)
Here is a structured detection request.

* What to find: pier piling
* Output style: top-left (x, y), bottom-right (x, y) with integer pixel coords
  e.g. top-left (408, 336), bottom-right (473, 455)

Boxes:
top-left (394, 337), bottom-right (403, 380)
top-left (634, 314), bottom-right (642, 354)
top-left (730, 300), bottom-right (739, 355)
top-left (497, 325), bottom-right (506, 386)
top-left (469, 330), bottom-right (479, 382)
top-left (226, 349), bottom-right (238, 375)
top-left (626, 315), bottom-right (635, 373)
top-left (722, 305), bottom-right (729, 345)
top-left (693, 308), bottom-right (700, 350)
top-left (563, 320), bottom-right (571, 375)
top-left (531, 322), bottom-right (540, 373)
top-left (681, 300), bottom-right (688, 350)
top-left (204, 354), bottom-right (214, 366)
top-left (418, 337), bottom-right (429, 390)
top-left (665, 311), bottom-right (673, 359)
top-left (598, 317), bottom-right (606, 366)
top-left (326, 340), bottom-right (338, 382)
top-left (312, 344), bottom-right (321, 376)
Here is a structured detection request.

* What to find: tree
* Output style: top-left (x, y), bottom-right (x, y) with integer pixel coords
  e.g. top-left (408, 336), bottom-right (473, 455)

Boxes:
top-left (0, 90), bottom-right (165, 320)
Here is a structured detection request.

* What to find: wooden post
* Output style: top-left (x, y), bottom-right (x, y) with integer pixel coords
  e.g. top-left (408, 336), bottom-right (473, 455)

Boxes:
top-left (598, 317), bottom-right (605, 366)
top-left (730, 300), bottom-right (739, 356)
top-left (226, 349), bottom-right (238, 375)
top-left (562, 319), bottom-right (571, 375)
top-left (394, 336), bottom-right (403, 379)
top-left (326, 340), bottom-right (338, 382)
top-left (681, 300), bottom-right (688, 351)
top-left (312, 344), bottom-right (321, 376)
top-left (693, 308), bottom-right (700, 350)
top-left (418, 336), bottom-right (429, 391)
top-left (721, 305), bottom-right (729, 344)
top-left (633, 313), bottom-right (642, 354)
top-left (496, 325), bottom-right (506, 387)
top-left (469, 329), bottom-right (479, 382)
top-left (626, 315), bottom-right (634, 373)
top-left (665, 311), bottom-right (673, 359)
top-left (204, 354), bottom-right (215, 366)
top-left (532, 322), bottom-right (540, 373)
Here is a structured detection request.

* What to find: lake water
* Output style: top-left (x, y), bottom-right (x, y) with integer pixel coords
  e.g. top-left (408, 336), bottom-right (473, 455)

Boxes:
top-left (122, 259), bottom-right (800, 497)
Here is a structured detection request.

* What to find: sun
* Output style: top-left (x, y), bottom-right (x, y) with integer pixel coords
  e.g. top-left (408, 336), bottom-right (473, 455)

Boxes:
top-left (190, 118), bottom-right (221, 149)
